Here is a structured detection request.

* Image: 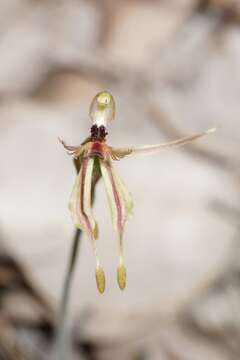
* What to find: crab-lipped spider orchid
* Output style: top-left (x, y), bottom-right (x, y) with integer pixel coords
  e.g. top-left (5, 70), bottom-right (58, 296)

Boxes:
top-left (59, 91), bottom-right (215, 294)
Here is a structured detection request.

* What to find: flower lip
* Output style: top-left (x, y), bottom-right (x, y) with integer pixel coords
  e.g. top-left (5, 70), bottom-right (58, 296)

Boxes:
top-left (89, 141), bottom-right (106, 159)
top-left (89, 151), bottom-right (104, 159)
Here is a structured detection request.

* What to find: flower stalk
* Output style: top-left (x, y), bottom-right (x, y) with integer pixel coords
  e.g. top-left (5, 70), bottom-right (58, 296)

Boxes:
top-left (53, 228), bottom-right (82, 360)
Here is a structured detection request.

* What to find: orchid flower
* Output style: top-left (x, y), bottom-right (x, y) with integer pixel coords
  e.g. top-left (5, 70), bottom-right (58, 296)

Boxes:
top-left (60, 91), bottom-right (215, 294)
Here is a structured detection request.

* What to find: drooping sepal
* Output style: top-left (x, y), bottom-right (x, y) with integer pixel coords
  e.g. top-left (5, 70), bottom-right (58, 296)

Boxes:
top-left (100, 160), bottom-right (133, 290)
top-left (100, 160), bottom-right (133, 238)
top-left (69, 157), bottom-right (98, 239)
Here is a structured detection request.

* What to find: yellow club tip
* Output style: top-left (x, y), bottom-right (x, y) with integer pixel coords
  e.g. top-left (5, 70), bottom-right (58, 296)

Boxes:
top-left (95, 265), bottom-right (106, 294)
top-left (117, 263), bottom-right (126, 290)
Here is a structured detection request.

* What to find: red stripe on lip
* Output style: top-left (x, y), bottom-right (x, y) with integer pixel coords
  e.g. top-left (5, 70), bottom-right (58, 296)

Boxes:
top-left (89, 141), bottom-right (105, 158)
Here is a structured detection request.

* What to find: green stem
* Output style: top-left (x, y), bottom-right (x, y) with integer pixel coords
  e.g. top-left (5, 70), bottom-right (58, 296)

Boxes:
top-left (53, 228), bottom-right (82, 360)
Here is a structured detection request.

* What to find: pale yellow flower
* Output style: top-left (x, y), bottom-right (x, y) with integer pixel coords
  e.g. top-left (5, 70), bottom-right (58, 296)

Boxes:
top-left (60, 91), bottom-right (215, 293)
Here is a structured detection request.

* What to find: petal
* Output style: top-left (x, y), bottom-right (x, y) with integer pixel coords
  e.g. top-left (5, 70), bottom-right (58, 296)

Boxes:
top-left (109, 128), bottom-right (216, 158)
top-left (109, 147), bottom-right (132, 160)
top-left (69, 157), bottom-right (98, 240)
top-left (69, 157), bottom-right (106, 293)
top-left (100, 160), bottom-right (133, 290)
top-left (59, 137), bottom-right (91, 158)
top-left (100, 160), bottom-right (133, 239)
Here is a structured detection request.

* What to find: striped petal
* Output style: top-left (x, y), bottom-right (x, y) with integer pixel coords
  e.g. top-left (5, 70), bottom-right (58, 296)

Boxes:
top-left (100, 160), bottom-right (133, 290)
top-left (69, 157), bottom-right (105, 293)
top-left (69, 157), bottom-right (98, 239)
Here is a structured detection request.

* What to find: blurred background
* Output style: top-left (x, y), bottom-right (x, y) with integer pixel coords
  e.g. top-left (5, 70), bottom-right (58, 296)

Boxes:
top-left (0, 0), bottom-right (240, 359)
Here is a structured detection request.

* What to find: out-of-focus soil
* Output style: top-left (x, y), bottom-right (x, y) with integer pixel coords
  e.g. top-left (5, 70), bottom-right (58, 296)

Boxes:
top-left (0, 0), bottom-right (240, 359)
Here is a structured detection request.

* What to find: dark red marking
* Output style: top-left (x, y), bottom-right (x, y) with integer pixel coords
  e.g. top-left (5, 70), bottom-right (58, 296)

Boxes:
top-left (90, 125), bottom-right (108, 141)
top-left (89, 141), bottom-right (105, 158)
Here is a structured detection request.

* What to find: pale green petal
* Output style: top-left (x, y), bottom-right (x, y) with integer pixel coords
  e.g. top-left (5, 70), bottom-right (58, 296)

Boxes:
top-left (69, 157), bottom-right (104, 290)
top-left (69, 157), bottom-right (98, 239)
top-left (68, 171), bottom-right (81, 228)
top-left (100, 160), bottom-right (132, 290)
top-left (100, 161), bottom-right (133, 238)
top-left (113, 170), bottom-right (133, 216)
top-left (109, 128), bottom-right (216, 158)
top-left (59, 137), bottom-right (85, 157)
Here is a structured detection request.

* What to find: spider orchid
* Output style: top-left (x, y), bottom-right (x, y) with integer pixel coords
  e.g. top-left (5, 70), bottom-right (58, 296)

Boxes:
top-left (60, 91), bottom-right (215, 294)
